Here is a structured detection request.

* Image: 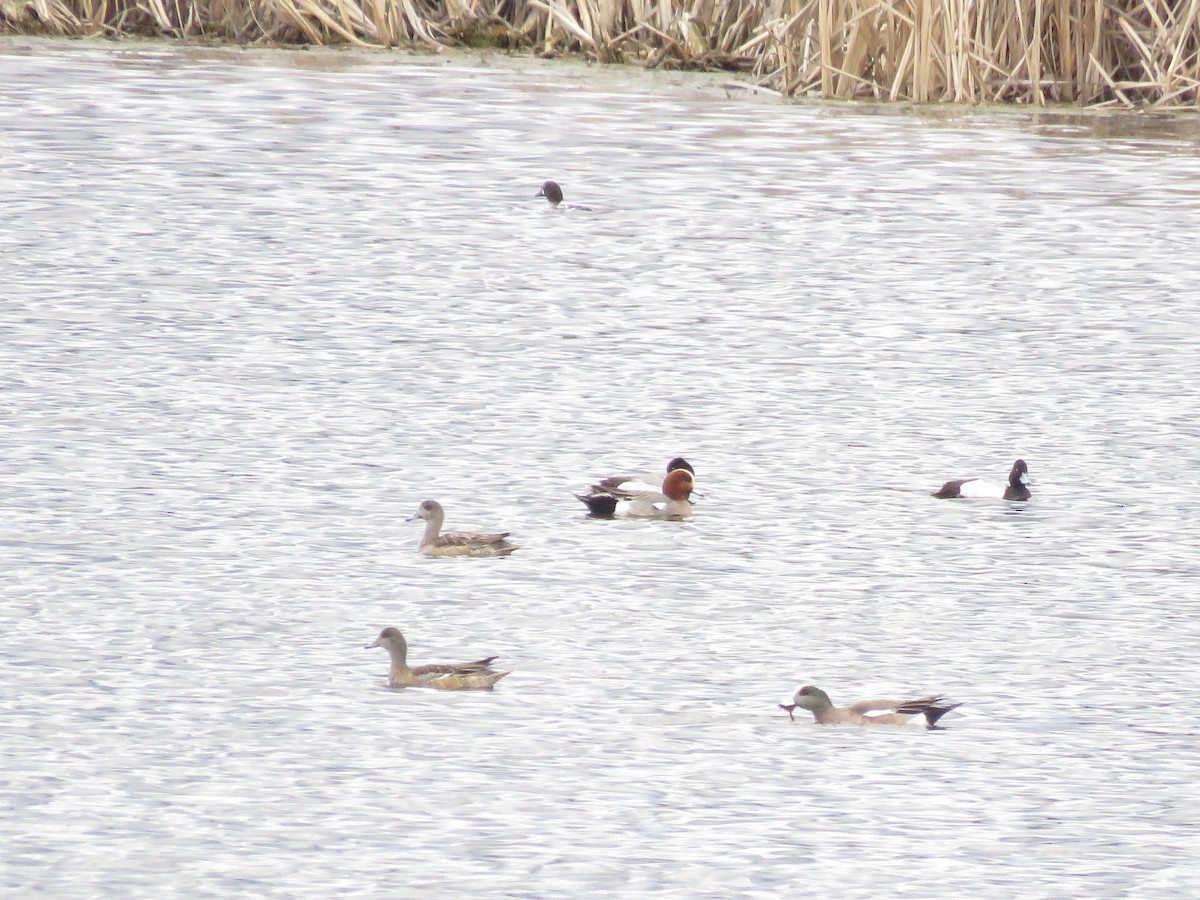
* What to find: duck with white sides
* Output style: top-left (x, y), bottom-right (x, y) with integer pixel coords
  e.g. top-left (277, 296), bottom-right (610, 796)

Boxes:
top-left (409, 499), bottom-right (519, 557)
top-left (779, 685), bottom-right (962, 728)
top-left (933, 458), bottom-right (1031, 501)
top-left (576, 463), bottom-right (696, 519)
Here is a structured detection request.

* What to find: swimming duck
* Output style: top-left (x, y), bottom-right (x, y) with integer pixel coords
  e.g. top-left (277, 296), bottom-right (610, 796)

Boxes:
top-left (409, 499), bottom-right (519, 557)
top-left (536, 180), bottom-right (594, 211)
top-left (779, 685), bottom-right (962, 728)
top-left (367, 627), bottom-right (510, 690)
top-left (933, 458), bottom-right (1030, 501)
top-left (576, 467), bottom-right (695, 519)
top-left (585, 457), bottom-right (694, 500)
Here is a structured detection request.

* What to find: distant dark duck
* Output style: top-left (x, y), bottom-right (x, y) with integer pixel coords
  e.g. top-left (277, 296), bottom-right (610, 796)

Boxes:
top-left (537, 180), bottom-right (564, 206)
top-left (933, 459), bottom-right (1030, 501)
top-left (536, 180), bottom-right (594, 210)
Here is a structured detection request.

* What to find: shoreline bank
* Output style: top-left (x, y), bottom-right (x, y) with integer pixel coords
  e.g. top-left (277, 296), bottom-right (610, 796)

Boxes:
top-left (3, 1), bottom-right (1198, 109)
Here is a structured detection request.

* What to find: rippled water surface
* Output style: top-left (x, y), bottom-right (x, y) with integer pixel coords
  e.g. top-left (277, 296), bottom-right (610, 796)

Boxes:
top-left (3, 37), bottom-right (1200, 897)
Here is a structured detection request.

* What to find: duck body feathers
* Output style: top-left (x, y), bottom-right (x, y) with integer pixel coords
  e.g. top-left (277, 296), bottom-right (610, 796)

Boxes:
top-left (421, 531), bottom-right (518, 558)
top-left (842, 695), bottom-right (962, 727)
top-left (401, 663), bottom-right (509, 690)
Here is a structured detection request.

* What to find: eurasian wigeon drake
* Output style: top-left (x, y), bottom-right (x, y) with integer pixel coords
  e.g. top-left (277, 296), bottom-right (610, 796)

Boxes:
top-left (780, 685), bottom-right (962, 728)
top-left (585, 457), bottom-right (694, 500)
top-left (576, 467), bottom-right (695, 519)
top-left (367, 627), bottom-right (510, 690)
top-left (933, 459), bottom-right (1031, 501)
top-left (536, 180), bottom-right (595, 211)
top-left (409, 499), bottom-right (519, 557)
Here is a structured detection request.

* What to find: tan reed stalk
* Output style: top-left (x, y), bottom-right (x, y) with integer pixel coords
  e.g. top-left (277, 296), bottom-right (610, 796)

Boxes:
top-left (4, 0), bottom-right (1200, 106)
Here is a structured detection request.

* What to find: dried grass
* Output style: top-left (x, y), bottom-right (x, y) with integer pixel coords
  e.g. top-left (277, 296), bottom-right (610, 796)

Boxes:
top-left (3, 0), bottom-right (1200, 106)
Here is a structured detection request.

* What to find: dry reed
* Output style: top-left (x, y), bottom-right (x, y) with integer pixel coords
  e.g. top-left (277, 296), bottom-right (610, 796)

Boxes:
top-left (4, 0), bottom-right (1200, 107)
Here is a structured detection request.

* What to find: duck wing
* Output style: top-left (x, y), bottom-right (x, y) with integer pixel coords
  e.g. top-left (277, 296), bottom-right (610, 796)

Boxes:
top-left (894, 696), bottom-right (962, 726)
top-left (589, 475), bottom-right (661, 500)
top-left (410, 656), bottom-right (500, 677)
top-left (436, 531), bottom-right (514, 548)
top-left (851, 695), bottom-right (961, 726)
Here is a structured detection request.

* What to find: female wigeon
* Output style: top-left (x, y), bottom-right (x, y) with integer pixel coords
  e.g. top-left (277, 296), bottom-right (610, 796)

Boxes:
top-left (576, 467), bottom-right (695, 519)
top-left (367, 627), bottom-right (510, 690)
top-left (933, 459), bottom-right (1031, 501)
top-left (409, 500), bottom-right (519, 557)
top-left (536, 180), bottom-right (594, 211)
top-left (779, 685), bottom-right (962, 728)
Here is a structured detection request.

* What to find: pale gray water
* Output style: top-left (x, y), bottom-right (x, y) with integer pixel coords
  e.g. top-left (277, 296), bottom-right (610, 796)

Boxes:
top-left (2, 37), bottom-right (1200, 898)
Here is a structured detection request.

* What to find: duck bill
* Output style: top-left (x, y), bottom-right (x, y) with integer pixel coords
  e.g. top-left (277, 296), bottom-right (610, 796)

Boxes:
top-left (778, 703), bottom-right (797, 721)
top-left (405, 514), bottom-right (420, 522)
top-left (365, 639), bottom-right (382, 649)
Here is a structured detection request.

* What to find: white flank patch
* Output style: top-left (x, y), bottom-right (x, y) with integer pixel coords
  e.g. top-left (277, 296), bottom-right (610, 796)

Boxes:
top-left (618, 479), bottom-right (660, 495)
top-left (957, 479), bottom-right (1004, 499)
top-left (862, 708), bottom-right (899, 719)
top-left (623, 493), bottom-right (668, 517)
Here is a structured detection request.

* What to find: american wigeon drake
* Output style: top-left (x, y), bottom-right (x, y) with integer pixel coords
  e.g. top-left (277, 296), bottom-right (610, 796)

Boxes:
top-left (576, 467), bottom-right (695, 519)
top-left (780, 685), bottom-right (962, 728)
top-left (409, 500), bottom-right (519, 557)
top-left (933, 458), bottom-right (1030, 501)
top-left (536, 180), bottom-right (595, 211)
top-left (368, 627), bottom-right (510, 690)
